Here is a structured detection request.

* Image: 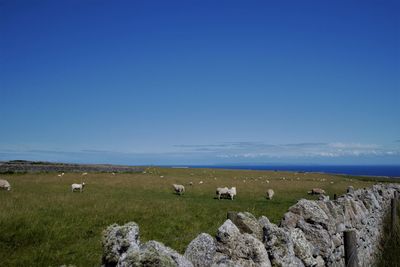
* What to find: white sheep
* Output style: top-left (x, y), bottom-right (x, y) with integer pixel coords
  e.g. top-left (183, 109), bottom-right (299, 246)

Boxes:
top-left (71, 182), bottom-right (85, 192)
top-left (266, 189), bottom-right (274, 200)
top-left (199, 181), bottom-right (203, 184)
top-left (82, 172), bottom-right (88, 176)
top-left (172, 184), bottom-right (185, 195)
top-left (216, 187), bottom-right (236, 200)
top-left (0, 179), bottom-right (11, 191)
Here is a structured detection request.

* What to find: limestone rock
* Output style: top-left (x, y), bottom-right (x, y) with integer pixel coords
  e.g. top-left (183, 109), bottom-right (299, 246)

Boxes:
top-left (215, 219), bottom-right (271, 267)
top-left (134, 241), bottom-right (193, 267)
top-left (262, 217), bottom-right (303, 266)
top-left (102, 222), bottom-right (140, 266)
top-left (290, 228), bottom-right (324, 267)
top-left (227, 212), bottom-right (263, 240)
top-left (347, 186), bottom-right (354, 194)
top-left (102, 222), bottom-right (192, 267)
top-left (184, 233), bottom-right (216, 267)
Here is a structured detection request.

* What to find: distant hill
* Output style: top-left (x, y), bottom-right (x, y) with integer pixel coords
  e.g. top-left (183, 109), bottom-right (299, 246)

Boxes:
top-left (0, 160), bottom-right (144, 173)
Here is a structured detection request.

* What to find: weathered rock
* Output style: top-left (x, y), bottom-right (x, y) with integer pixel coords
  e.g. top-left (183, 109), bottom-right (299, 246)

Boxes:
top-left (227, 212), bottom-right (263, 240)
top-left (347, 186), bottom-right (354, 194)
top-left (318, 195), bottom-right (329, 201)
top-left (216, 219), bottom-right (241, 244)
top-left (290, 228), bottom-right (324, 267)
top-left (308, 188), bottom-right (326, 195)
top-left (184, 233), bottom-right (216, 267)
top-left (102, 222), bottom-right (192, 267)
top-left (102, 222), bottom-right (140, 266)
top-left (134, 241), bottom-right (193, 267)
top-left (262, 217), bottom-right (303, 266)
top-left (296, 218), bottom-right (333, 262)
top-left (215, 219), bottom-right (271, 267)
top-left (284, 199), bottom-right (330, 229)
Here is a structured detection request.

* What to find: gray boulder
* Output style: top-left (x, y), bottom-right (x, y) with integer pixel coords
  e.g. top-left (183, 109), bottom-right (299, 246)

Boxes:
top-left (134, 241), bottom-right (193, 267)
top-left (290, 228), bottom-right (324, 267)
top-left (347, 186), bottom-right (354, 194)
top-left (102, 222), bottom-right (140, 266)
top-left (227, 212), bottom-right (263, 240)
top-left (184, 233), bottom-right (216, 267)
top-left (102, 222), bottom-right (193, 267)
top-left (214, 219), bottom-right (271, 267)
top-left (261, 217), bottom-right (304, 266)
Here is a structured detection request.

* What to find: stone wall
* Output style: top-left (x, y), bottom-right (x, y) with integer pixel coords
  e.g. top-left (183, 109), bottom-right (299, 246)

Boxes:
top-left (101, 183), bottom-right (400, 267)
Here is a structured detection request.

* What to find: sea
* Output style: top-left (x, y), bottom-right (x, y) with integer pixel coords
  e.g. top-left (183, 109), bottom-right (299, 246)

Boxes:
top-left (182, 165), bottom-right (400, 178)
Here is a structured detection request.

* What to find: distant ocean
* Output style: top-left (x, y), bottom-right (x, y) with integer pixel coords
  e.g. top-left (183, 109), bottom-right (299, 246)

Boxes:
top-left (184, 165), bottom-right (400, 178)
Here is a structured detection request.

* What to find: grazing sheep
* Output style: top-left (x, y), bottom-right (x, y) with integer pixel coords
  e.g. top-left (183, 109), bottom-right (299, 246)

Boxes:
top-left (71, 182), bottom-right (85, 192)
top-left (172, 184), bottom-right (185, 195)
top-left (82, 172), bottom-right (88, 176)
top-left (199, 181), bottom-right (203, 184)
top-left (266, 189), bottom-right (274, 200)
top-left (308, 188), bottom-right (326, 195)
top-left (189, 182), bottom-right (193, 186)
top-left (0, 179), bottom-right (11, 191)
top-left (216, 187), bottom-right (236, 200)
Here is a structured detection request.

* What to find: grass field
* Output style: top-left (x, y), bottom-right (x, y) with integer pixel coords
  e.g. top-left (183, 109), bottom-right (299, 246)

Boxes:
top-left (0, 167), bottom-right (395, 266)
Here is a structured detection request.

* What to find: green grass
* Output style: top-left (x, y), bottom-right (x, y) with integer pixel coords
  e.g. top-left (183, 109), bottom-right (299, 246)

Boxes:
top-left (0, 168), bottom-right (396, 266)
top-left (377, 201), bottom-right (400, 267)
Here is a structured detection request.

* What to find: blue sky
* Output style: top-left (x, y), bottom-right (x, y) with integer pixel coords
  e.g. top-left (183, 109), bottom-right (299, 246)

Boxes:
top-left (0, 0), bottom-right (399, 165)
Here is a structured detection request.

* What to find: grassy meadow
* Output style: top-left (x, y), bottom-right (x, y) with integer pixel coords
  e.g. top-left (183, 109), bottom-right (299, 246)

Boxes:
top-left (0, 167), bottom-right (395, 266)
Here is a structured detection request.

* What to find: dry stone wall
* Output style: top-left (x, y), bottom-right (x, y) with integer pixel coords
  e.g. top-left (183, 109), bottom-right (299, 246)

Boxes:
top-left (101, 183), bottom-right (400, 267)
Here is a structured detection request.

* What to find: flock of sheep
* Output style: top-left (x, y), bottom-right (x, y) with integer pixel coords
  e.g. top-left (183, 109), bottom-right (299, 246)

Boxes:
top-left (1, 173), bottom-right (328, 201)
top-left (172, 182), bottom-right (327, 200)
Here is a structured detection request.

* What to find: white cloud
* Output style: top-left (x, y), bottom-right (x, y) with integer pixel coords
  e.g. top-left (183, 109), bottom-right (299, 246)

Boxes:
top-left (177, 141), bottom-right (400, 159)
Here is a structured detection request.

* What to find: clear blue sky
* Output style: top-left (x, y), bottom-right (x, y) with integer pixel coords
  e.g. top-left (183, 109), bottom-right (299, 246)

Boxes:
top-left (1, 0), bottom-right (399, 165)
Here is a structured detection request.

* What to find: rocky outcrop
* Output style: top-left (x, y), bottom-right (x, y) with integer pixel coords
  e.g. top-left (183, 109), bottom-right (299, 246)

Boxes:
top-left (102, 183), bottom-right (400, 267)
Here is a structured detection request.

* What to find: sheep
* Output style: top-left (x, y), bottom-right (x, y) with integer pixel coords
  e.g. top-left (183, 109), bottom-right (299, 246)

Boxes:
top-left (172, 184), bottom-right (185, 195)
top-left (0, 179), bottom-right (11, 191)
top-left (308, 188), bottom-right (326, 195)
top-left (216, 187), bottom-right (236, 200)
top-left (189, 182), bottom-right (193, 186)
top-left (199, 181), bottom-right (203, 184)
top-left (82, 172), bottom-right (88, 176)
top-left (71, 182), bottom-right (85, 192)
top-left (266, 189), bottom-right (274, 200)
